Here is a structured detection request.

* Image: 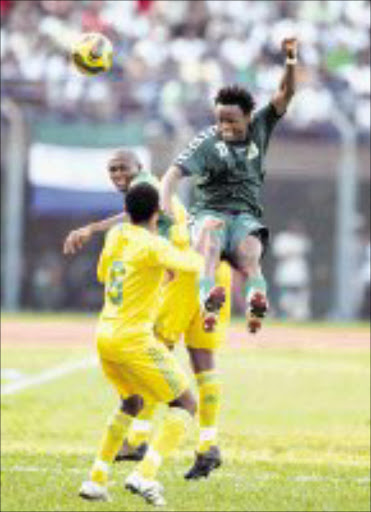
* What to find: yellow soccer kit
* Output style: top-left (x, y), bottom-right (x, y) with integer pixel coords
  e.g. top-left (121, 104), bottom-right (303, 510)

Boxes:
top-left (96, 223), bottom-right (203, 403)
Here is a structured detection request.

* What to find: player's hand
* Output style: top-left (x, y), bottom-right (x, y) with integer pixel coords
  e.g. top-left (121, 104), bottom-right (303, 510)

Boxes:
top-left (63, 225), bottom-right (93, 255)
top-left (282, 37), bottom-right (298, 59)
top-left (164, 269), bottom-right (176, 284)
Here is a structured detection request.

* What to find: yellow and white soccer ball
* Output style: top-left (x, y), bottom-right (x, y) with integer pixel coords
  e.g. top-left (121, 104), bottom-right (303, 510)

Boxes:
top-left (71, 32), bottom-right (113, 75)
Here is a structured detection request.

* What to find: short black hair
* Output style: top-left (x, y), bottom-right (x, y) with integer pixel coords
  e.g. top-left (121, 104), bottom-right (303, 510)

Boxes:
top-left (125, 183), bottom-right (159, 224)
top-left (214, 85), bottom-right (256, 114)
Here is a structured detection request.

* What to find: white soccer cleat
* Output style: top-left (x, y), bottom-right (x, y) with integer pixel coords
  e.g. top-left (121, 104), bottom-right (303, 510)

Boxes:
top-left (125, 471), bottom-right (166, 507)
top-left (78, 480), bottom-right (110, 501)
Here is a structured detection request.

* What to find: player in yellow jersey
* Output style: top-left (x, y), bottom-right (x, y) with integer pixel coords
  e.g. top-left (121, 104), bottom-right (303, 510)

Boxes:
top-left (79, 182), bottom-right (204, 506)
top-left (64, 148), bottom-right (231, 479)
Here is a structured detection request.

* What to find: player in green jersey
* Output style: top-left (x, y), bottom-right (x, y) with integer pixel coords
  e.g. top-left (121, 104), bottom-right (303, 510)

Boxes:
top-left (160, 37), bottom-right (298, 333)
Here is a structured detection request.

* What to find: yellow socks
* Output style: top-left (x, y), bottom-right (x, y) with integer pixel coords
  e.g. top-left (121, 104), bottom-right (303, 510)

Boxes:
top-left (90, 409), bottom-right (133, 485)
top-left (136, 407), bottom-right (191, 481)
top-left (196, 370), bottom-right (221, 453)
top-left (126, 401), bottom-right (157, 448)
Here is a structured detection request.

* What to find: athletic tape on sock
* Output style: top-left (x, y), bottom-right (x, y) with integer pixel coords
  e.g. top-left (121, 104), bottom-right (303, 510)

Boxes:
top-left (131, 419), bottom-right (152, 432)
top-left (199, 427), bottom-right (217, 441)
top-left (93, 459), bottom-right (109, 474)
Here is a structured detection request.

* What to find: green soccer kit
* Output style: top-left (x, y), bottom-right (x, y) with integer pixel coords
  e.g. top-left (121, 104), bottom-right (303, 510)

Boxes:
top-left (174, 102), bottom-right (283, 259)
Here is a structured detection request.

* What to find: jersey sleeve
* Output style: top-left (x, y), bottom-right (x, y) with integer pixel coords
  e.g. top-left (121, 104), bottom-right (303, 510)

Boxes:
top-left (97, 245), bottom-right (108, 283)
top-left (173, 131), bottom-right (209, 177)
top-left (253, 103), bottom-right (283, 151)
top-left (151, 237), bottom-right (203, 273)
top-left (96, 226), bottom-right (121, 283)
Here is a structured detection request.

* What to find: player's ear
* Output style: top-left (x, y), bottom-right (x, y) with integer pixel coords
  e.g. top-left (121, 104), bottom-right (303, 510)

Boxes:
top-left (151, 210), bottom-right (160, 229)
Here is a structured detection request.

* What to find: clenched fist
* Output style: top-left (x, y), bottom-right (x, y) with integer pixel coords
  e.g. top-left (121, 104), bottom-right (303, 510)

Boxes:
top-left (282, 37), bottom-right (298, 59)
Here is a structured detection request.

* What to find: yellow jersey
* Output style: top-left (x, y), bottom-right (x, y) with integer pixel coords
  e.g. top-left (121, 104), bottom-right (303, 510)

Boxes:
top-left (97, 223), bottom-right (202, 330)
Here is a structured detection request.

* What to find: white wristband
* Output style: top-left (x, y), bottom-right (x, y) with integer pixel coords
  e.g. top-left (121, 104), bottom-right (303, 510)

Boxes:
top-left (286, 57), bottom-right (297, 65)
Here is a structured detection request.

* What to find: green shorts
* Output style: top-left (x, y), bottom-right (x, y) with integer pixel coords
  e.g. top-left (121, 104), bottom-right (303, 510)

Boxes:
top-left (190, 210), bottom-right (269, 268)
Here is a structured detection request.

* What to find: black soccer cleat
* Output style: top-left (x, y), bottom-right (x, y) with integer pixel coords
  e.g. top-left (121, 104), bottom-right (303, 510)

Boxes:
top-left (114, 442), bottom-right (148, 462)
top-left (184, 446), bottom-right (222, 480)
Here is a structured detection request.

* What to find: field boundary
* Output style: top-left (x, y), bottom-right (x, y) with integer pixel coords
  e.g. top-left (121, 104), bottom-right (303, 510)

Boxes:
top-left (1, 319), bottom-right (370, 349)
top-left (1, 356), bottom-right (97, 396)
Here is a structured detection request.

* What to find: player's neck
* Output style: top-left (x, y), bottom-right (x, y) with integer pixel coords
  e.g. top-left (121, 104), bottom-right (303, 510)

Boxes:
top-left (132, 221), bottom-right (157, 233)
top-left (220, 128), bottom-right (250, 145)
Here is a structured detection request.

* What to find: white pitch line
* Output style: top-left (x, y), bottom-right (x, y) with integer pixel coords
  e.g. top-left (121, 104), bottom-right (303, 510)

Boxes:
top-left (1, 466), bottom-right (370, 485)
top-left (1, 356), bottom-right (98, 396)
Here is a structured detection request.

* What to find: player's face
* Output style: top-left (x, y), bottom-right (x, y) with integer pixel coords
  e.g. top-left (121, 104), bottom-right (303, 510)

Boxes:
top-left (215, 104), bottom-right (251, 142)
top-left (108, 154), bottom-right (140, 192)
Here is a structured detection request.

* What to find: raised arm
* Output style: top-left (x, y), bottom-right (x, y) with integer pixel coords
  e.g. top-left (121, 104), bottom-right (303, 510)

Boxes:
top-left (63, 212), bottom-right (127, 255)
top-left (154, 237), bottom-right (204, 274)
top-left (271, 37), bottom-right (298, 116)
top-left (160, 165), bottom-right (183, 217)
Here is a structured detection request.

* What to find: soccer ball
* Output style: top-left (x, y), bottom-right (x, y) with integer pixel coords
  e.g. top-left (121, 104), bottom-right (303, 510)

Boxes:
top-left (71, 32), bottom-right (113, 75)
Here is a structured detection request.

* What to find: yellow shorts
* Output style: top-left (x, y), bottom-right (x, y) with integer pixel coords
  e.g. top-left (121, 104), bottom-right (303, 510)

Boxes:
top-left (154, 261), bottom-right (231, 351)
top-left (96, 320), bottom-right (189, 403)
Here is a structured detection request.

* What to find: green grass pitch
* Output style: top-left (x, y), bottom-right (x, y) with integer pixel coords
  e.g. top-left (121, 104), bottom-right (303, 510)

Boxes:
top-left (1, 316), bottom-right (370, 511)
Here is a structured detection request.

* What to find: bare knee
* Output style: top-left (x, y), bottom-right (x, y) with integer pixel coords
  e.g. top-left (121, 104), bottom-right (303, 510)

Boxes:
top-left (169, 389), bottom-right (197, 416)
top-left (236, 236), bottom-right (263, 277)
top-left (194, 220), bottom-right (222, 258)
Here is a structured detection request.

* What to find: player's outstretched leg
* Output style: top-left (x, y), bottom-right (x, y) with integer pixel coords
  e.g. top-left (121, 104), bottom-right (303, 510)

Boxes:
top-left (236, 234), bottom-right (269, 333)
top-left (185, 351), bottom-right (223, 480)
top-left (79, 396), bottom-right (142, 501)
top-left (194, 217), bottom-right (225, 332)
top-left (125, 391), bottom-right (196, 507)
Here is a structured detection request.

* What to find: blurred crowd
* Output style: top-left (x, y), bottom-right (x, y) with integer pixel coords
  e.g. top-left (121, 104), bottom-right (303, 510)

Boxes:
top-left (1, 0), bottom-right (370, 136)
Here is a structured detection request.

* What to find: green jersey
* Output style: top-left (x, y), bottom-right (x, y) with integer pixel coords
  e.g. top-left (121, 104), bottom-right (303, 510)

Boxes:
top-left (174, 103), bottom-right (283, 218)
top-left (130, 169), bottom-right (173, 238)
top-left (131, 169), bottom-right (159, 188)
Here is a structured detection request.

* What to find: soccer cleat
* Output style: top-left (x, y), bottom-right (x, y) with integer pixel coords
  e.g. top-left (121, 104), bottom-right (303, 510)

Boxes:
top-left (114, 441), bottom-right (148, 462)
top-left (184, 446), bottom-right (222, 480)
top-left (78, 481), bottom-right (110, 501)
top-left (125, 471), bottom-right (166, 506)
top-left (246, 291), bottom-right (268, 333)
top-left (202, 286), bottom-right (226, 332)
